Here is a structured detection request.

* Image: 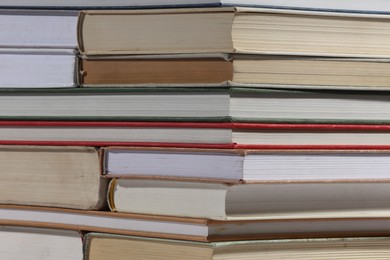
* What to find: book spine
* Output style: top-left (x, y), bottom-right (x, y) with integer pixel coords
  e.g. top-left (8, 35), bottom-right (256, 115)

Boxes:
top-left (77, 12), bottom-right (86, 54)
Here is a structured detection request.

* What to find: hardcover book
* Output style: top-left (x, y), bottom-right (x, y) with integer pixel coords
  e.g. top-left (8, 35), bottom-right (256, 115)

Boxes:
top-left (0, 9), bottom-right (78, 48)
top-left (102, 147), bottom-right (390, 181)
top-left (0, 0), bottom-right (221, 9)
top-left (108, 178), bottom-right (390, 220)
top-left (0, 145), bottom-right (107, 210)
top-left (1, 88), bottom-right (390, 123)
top-left (1, 0), bottom-right (390, 13)
top-left (0, 121), bottom-right (234, 147)
top-left (2, 205), bottom-right (390, 242)
top-left (78, 8), bottom-right (390, 57)
top-left (2, 122), bottom-right (390, 149)
top-left (0, 49), bottom-right (77, 88)
top-left (0, 226), bottom-right (83, 260)
top-left (84, 233), bottom-right (390, 260)
top-left (80, 54), bottom-right (390, 89)
top-left (0, 88), bottom-right (228, 121)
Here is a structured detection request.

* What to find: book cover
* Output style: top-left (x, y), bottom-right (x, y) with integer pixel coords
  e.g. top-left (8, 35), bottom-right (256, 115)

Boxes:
top-left (0, 48), bottom-right (78, 88)
top-left (0, 226), bottom-right (83, 260)
top-left (0, 9), bottom-right (78, 48)
top-left (0, 145), bottom-right (107, 210)
top-left (84, 233), bottom-right (390, 260)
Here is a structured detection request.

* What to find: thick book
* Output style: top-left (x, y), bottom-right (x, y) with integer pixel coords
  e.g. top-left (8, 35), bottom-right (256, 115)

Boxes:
top-left (0, 49), bottom-right (77, 88)
top-left (108, 178), bottom-right (390, 220)
top-left (102, 147), bottom-right (390, 182)
top-left (2, 205), bottom-right (390, 242)
top-left (2, 87), bottom-right (390, 123)
top-left (78, 8), bottom-right (390, 57)
top-left (2, 0), bottom-right (390, 13)
top-left (80, 54), bottom-right (390, 89)
top-left (0, 9), bottom-right (78, 49)
top-left (0, 226), bottom-right (82, 260)
top-left (84, 234), bottom-right (390, 260)
top-left (3, 122), bottom-right (390, 149)
top-left (0, 145), bottom-right (107, 210)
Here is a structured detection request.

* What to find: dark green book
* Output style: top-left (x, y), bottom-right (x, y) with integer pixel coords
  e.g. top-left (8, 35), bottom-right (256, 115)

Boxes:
top-left (1, 87), bottom-right (390, 124)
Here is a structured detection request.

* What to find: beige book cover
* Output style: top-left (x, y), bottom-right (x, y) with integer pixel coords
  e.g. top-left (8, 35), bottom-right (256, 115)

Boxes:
top-left (78, 7), bottom-right (390, 58)
top-left (0, 145), bottom-right (107, 210)
top-left (84, 233), bottom-right (390, 260)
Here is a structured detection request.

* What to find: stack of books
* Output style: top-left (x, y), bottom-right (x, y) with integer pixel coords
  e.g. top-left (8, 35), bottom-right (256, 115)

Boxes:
top-left (1, 0), bottom-right (390, 259)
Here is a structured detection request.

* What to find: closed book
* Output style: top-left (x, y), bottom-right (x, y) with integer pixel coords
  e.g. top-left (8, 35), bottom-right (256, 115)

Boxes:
top-left (2, 205), bottom-right (390, 242)
top-left (84, 233), bottom-right (390, 260)
top-left (0, 9), bottom-right (78, 48)
top-left (81, 54), bottom-right (390, 90)
top-left (0, 0), bottom-right (220, 9)
top-left (0, 145), bottom-right (107, 210)
top-left (0, 226), bottom-right (83, 260)
top-left (2, 0), bottom-right (390, 13)
top-left (0, 87), bottom-right (228, 122)
top-left (2, 88), bottom-right (390, 123)
top-left (3, 122), bottom-right (390, 149)
top-left (0, 49), bottom-right (77, 88)
top-left (232, 123), bottom-right (390, 149)
top-left (78, 8), bottom-right (390, 57)
top-left (102, 147), bottom-right (390, 182)
top-left (108, 178), bottom-right (390, 220)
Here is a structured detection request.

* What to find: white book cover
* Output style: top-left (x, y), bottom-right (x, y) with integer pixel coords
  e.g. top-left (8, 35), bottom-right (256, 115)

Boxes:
top-left (0, 49), bottom-right (77, 88)
top-left (0, 226), bottom-right (82, 260)
top-left (0, 10), bottom-right (78, 48)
